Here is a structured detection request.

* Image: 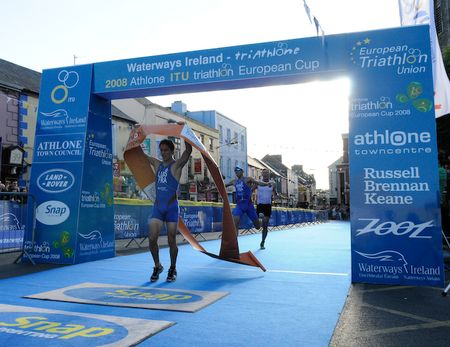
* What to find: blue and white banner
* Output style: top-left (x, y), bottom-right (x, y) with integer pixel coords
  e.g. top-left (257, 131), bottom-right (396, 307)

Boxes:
top-left (76, 98), bottom-right (115, 263)
top-left (180, 204), bottom-right (213, 233)
top-left (0, 201), bottom-right (26, 250)
top-left (349, 25), bottom-right (443, 286)
top-left (26, 65), bottom-right (93, 263)
top-left (26, 64), bottom-right (115, 264)
top-left (93, 35), bottom-right (348, 99)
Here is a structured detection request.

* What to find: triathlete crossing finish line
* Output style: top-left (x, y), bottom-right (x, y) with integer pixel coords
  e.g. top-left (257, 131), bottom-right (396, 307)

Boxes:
top-left (123, 122), bottom-right (266, 271)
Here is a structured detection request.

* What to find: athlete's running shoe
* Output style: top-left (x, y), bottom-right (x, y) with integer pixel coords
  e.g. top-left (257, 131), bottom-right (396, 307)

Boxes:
top-left (260, 241), bottom-right (265, 250)
top-left (150, 264), bottom-right (163, 282)
top-left (166, 267), bottom-right (177, 282)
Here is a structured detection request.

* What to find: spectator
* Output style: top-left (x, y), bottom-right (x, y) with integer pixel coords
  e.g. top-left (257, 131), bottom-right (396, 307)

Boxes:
top-left (0, 180), bottom-right (6, 200)
top-left (7, 181), bottom-right (19, 202)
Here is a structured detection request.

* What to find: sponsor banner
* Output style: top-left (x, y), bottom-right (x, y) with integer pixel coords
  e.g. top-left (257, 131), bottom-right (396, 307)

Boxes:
top-left (179, 204), bottom-right (213, 233)
top-left (35, 66), bottom-right (92, 135)
top-left (25, 282), bottom-right (229, 313)
top-left (0, 201), bottom-right (26, 249)
top-left (114, 204), bottom-right (145, 240)
top-left (0, 303), bottom-right (173, 346)
top-left (76, 97), bottom-right (115, 263)
top-left (25, 161), bottom-right (83, 263)
top-left (349, 25), bottom-right (443, 286)
top-left (268, 210), bottom-right (277, 227)
top-left (33, 133), bottom-right (85, 163)
top-left (113, 201), bottom-right (319, 239)
top-left (27, 65), bottom-right (93, 264)
top-left (212, 205), bottom-right (223, 232)
top-left (93, 35), bottom-right (349, 98)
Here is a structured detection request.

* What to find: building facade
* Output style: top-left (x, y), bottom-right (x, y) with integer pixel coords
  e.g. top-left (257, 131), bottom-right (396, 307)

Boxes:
top-left (0, 59), bottom-right (40, 187)
top-left (328, 157), bottom-right (343, 206)
top-left (114, 98), bottom-right (220, 201)
top-left (328, 133), bottom-right (349, 207)
top-left (171, 101), bottom-right (247, 181)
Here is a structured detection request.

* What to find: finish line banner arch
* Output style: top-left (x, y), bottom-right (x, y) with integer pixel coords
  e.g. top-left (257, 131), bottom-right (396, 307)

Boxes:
top-left (26, 25), bottom-right (443, 287)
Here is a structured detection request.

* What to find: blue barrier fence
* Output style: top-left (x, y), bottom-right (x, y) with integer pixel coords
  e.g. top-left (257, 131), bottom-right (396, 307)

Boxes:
top-left (0, 199), bottom-right (26, 251)
top-left (0, 198), bottom-right (328, 251)
top-left (114, 198), bottom-right (328, 240)
top-left (0, 192), bottom-right (36, 264)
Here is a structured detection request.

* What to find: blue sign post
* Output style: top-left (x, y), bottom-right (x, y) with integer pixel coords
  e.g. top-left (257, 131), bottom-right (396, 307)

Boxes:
top-left (26, 25), bottom-right (444, 286)
top-left (25, 66), bottom-right (114, 264)
top-left (348, 26), bottom-right (443, 286)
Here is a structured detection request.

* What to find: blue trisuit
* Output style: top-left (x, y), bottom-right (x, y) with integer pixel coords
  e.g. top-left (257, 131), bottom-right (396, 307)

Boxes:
top-left (151, 162), bottom-right (179, 222)
top-left (232, 178), bottom-right (258, 221)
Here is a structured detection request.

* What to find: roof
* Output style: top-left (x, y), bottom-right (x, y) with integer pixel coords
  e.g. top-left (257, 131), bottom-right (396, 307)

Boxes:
top-left (111, 105), bottom-right (137, 123)
top-left (253, 158), bottom-right (283, 177)
top-left (0, 59), bottom-right (41, 94)
top-left (247, 156), bottom-right (266, 170)
top-left (262, 154), bottom-right (288, 172)
top-left (135, 97), bottom-right (154, 107)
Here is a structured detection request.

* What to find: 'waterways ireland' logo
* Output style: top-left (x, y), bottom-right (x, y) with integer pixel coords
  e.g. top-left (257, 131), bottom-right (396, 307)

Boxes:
top-left (39, 108), bottom-right (86, 131)
top-left (77, 230), bottom-right (114, 256)
top-left (355, 250), bottom-right (441, 281)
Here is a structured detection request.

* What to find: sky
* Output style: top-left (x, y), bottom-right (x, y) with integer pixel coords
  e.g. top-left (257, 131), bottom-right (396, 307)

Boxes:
top-left (1, 0), bottom-right (401, 189)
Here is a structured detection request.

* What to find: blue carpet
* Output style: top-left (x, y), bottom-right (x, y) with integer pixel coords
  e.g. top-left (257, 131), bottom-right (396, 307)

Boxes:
top-left (0, 221), bottom-right (351, 347)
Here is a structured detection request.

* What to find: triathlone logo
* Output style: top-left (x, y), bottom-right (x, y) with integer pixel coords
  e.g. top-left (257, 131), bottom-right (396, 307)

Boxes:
top-left (353, 129), bottom-right (432, 156)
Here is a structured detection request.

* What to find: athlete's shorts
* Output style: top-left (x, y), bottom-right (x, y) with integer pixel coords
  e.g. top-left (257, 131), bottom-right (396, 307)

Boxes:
top-left (233, 200), bottom-right (258, 221)
top-left (257, 203), bottom-right (272, 217)
top-left (152, 200), bottom-right (179, 223)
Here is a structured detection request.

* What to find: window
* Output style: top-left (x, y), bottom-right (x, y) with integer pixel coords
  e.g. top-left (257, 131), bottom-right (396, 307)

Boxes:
top-left (203, 163), bottom-right (208, 179)
top-left (226, 128), bottom-right (231, 144)
top-left (219, 125), bottom-right (223, 143)
top-left (227, 158), bottom-right (231, 178)
top-left (240, 135), bottom-right (245, 151)
top-left (168, 136), bottom-right (181, 159)
top-left (233, 131), bottom-right (238, 147)
top-left (200, 134), bottom-right (205, 144)
top-left (194, 158), bottom-right (202, 174)
top-left (209, 137), bottom-right (214, 151)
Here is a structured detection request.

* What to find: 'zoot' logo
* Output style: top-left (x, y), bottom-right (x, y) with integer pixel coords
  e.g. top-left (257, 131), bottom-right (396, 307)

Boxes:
top-left (356, 218), bottom-right (433, 239)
